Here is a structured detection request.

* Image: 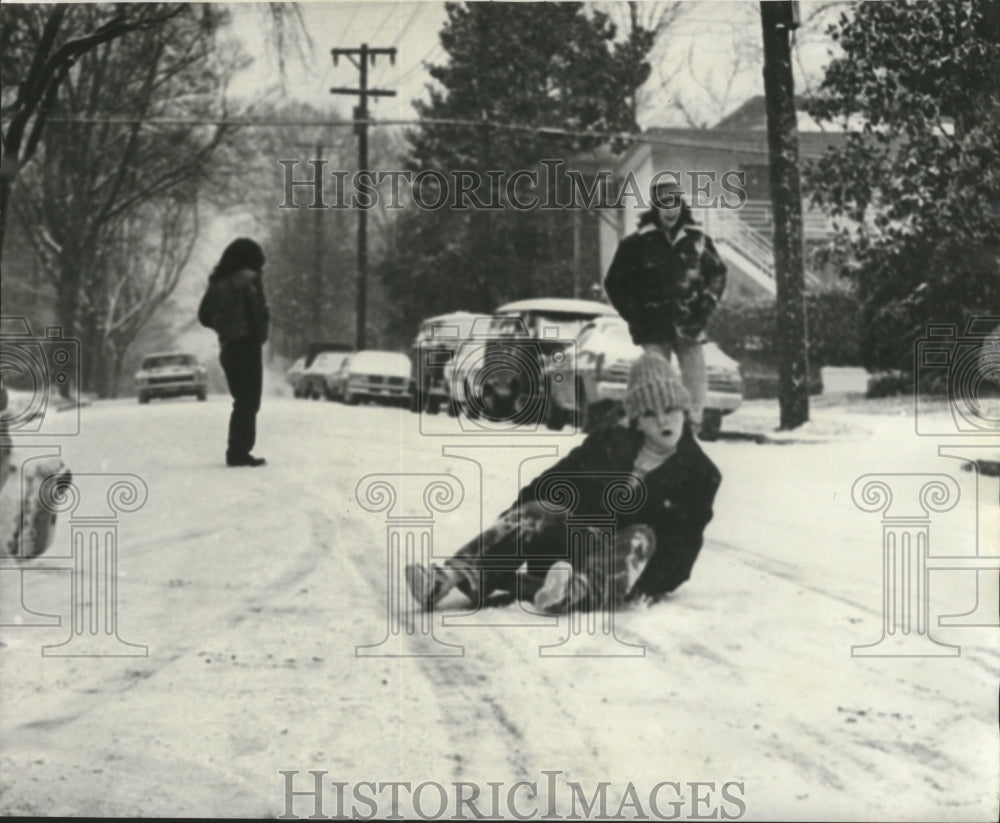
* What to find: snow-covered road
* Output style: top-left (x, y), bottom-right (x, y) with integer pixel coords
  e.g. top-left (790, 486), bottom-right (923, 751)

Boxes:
top-left (1, 393), bottom-right (997, 819)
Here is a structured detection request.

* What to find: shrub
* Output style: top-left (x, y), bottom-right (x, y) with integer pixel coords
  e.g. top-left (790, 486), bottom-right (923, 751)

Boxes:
top-left (707, 285), bottom-right (863, 368)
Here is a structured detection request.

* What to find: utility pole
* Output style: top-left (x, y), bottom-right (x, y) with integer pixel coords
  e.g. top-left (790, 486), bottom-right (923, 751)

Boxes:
top-left (760, 0), bottom-right (809, 430)
top-left (331, 43), bottom-right (396, 350)
top-left (572, 207), bottom-right (582, 299)
top-left (313, 139), bottom-right (324, 340)
top-left (475, 8), bottom-right (494, 310)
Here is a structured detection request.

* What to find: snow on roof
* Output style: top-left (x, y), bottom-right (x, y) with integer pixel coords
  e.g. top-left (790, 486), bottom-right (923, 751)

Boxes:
top-left (420, 311), bottom-right (485, 324)
top-left (142, 351), bottom-right (198, 359)
top-left (495, 298), bottom-right (618, 317)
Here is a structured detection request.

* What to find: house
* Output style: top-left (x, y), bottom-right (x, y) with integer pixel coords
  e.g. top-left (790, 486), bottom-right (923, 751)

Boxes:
top-left (593, 96), bottom-right (847, 301)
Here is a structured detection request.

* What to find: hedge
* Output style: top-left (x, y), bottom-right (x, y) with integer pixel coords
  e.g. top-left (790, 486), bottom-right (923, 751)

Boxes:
top-left (706, 284), bottom-right (863, 368)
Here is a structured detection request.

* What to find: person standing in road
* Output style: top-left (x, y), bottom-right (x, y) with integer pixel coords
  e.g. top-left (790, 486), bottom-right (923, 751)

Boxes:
top-left (603, 178), bottom-right (727, 433)
top-left (198, 238), bottom-right (270, 467)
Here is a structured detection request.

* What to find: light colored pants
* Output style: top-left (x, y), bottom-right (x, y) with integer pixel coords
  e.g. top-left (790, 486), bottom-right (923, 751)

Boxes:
top-left (642, 340), bottom-right (706, 426)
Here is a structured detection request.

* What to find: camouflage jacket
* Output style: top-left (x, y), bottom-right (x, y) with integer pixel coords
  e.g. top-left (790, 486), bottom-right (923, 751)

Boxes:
top-left (604, 221), bottom-right (727, 344)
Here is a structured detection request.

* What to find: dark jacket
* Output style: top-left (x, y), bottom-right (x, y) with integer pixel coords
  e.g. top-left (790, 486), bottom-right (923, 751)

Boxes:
top-left (198, 268), bottom-right (269, 345)
top-left (514, 423), bottom-right (721, 598)
top-left (604, 213), bottom-right (727, 345)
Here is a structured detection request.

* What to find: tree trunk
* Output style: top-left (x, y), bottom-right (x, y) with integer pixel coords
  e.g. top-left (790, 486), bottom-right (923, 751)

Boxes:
top-left (0, 173), bottom-right (13, 261)
top-left (761, 0), bottom-right (810, 430)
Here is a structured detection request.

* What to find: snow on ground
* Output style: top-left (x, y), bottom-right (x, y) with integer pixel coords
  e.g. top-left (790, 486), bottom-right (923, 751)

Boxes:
top-left (1, 386), bottom-right (997, 820)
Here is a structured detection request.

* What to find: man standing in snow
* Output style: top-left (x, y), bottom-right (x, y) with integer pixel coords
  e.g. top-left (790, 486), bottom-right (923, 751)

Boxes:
top-left (198, 238), bottom-right (270, 468)
top-left (603, 178), bottom-right (727, 434)
top-left (405, 354), bottom-right (722, 612)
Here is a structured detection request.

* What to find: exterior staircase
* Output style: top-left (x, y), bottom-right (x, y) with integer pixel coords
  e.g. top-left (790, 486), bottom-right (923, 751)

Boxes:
top-left (696, 204), bottom-right (828, 300)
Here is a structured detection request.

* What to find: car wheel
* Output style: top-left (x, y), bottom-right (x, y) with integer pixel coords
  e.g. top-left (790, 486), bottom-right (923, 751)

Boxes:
top-left (544, 382), bottom-right (568, 431)
top-left (425, 392), bottom-right (441, 415)
top-left (197, 389), bottom-right (207, 401)
top-left (344, 389), bottom-right (359, 406)
top-left (463, 379), bottom-right (480, 420)
top-left (698, 409), bottom-right (723, 441)
top-left (138, 392), bottom-right (150, 405)
top-left (575, 382), bottom-right (591, 433)
top-left (544, 404), bottom-right (566, 431)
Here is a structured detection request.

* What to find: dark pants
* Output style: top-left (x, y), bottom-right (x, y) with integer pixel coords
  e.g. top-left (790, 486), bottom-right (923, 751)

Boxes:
top-left (219, 337), bottom-right (262, 461)
top-left (445, 501), bottom-right (654, 608)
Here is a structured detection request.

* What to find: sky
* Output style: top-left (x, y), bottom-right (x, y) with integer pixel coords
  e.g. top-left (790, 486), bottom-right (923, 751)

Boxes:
top-left (222, 0), bottom-right (847, 130)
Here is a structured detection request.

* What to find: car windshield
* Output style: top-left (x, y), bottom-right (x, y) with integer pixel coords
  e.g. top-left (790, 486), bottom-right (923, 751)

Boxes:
top-left (420, 315), bottom-right (485, 343)
top-left (350, 352), bottom-right (410, 376)
top-left (533, 314), bottom-right (599, 340)
top-left (313, 353), bottom-right (349, 370)
top-left (489, 315), bottom-right (527, 336)
top-left (599, 322), bottom-right (634, 346)
top-left (143, 354), bottom-right (195, 369)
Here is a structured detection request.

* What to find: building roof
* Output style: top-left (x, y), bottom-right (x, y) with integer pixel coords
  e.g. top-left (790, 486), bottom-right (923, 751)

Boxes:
top-left (634, 127), bottom-right (846, 161)
top-left (712, 95), bottom-right (832, 132)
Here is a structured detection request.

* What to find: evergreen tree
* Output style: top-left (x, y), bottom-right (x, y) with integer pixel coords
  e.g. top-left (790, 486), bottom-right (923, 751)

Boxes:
top-left (378, 2), bottom-right (656, 339)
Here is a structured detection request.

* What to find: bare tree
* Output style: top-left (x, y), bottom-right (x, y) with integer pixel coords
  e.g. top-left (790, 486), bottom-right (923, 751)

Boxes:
top-left (85, 197), bottom-right (201, 396)
top-left (642, 1), bottom-right (855, 128)
top-left (11, 5), bottom-right (239, 395)
top-left (0, 3), bottom-right (186, 257)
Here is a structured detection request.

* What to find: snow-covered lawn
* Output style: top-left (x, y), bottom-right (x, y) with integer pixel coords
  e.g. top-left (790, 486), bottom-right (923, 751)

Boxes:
top-left (1, 389), bottom-right (997, 819)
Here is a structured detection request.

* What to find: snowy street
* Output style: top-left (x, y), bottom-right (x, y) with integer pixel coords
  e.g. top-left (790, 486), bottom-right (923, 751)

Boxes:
top-left (1, 389), bottom-right (998, 820)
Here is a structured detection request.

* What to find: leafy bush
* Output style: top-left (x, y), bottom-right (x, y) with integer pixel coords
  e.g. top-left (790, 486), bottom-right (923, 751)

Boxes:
top-left (707, 285), bottom-right (863, 368)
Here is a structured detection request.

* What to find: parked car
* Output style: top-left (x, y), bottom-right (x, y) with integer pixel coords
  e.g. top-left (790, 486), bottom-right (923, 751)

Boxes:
top-left (324, 353), bottom-right (355, 401)
top-left (300, 351), bottom-right (352, 400)
top-left (286, 356), bottom-right (308, 397)
top-left (408, 311), bottom-right (492, 415)
top-left (292, 342), bottom-right (353, 399)
top-left (447, 298), bottom-right (618, 422)
top-left (546, 316), bottom-right (744, 440)
top-left (135, 352), bottom-right (207, 404)
top-left (340, 350), bottom-right (413, 406)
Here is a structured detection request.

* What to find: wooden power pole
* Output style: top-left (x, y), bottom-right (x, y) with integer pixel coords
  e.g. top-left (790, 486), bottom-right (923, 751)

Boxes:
top-left (331, 43), bottom-right (396, 350)
top-left (760, 0), bottom-right (810, 430)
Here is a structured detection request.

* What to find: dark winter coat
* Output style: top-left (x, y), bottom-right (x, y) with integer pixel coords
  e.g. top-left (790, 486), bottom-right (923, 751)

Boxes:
top-left (514, 423), bottom-right (722, 598)
top-left (604, 211), bottom-right (727, 345)
top-left (197, 268), bottom-right (270, 346)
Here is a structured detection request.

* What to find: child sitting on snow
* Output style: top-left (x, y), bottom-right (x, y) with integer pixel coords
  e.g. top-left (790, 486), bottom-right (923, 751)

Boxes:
top-left (405, 354), bottom-right (722, 613)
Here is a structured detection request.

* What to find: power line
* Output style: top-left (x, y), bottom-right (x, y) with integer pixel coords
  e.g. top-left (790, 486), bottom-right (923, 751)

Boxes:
top-left (369, 5), bottom-right (400, 45)
top-left (369, 4), bottom-right (426, 88)
top-left (46, 115), bottom-right (828, 158)
top-left (340, 3), bottom-right (363, 40)
top-left (399, 41), bottom-right (442, 86)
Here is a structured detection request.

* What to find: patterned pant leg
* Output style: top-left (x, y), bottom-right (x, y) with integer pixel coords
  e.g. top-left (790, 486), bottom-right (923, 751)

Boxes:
top-left (446, 501), bottom-right (567, 600)
top-left (573, 524), bottom-right (658, 610)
